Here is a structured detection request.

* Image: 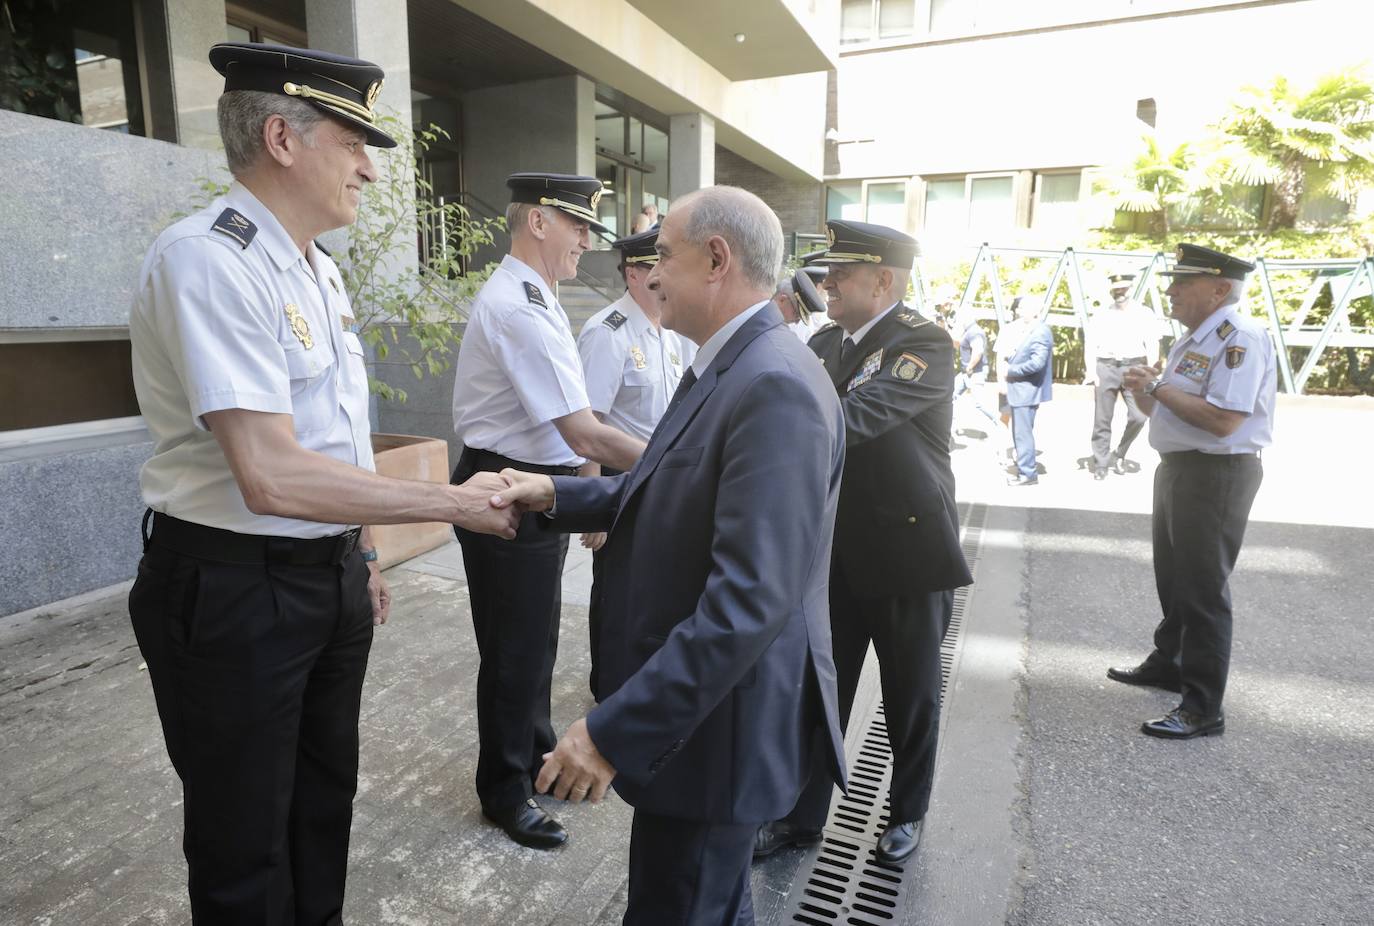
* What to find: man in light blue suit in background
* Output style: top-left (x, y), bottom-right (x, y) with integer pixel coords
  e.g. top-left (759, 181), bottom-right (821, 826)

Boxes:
top-left (999, 294), bottom-right (1055, 486)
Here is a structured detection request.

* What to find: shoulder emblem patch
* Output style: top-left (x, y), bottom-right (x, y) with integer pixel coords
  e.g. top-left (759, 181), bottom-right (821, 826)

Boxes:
top-left (603, 310), bottom-right (628, 330)
top-left (1217, 319), bottom-right (1236, 340)
top-left (893, 352), bottom-right (928, 382)
top-left (523, 281), bottom-right (547, 309)
top-left (211, 208), bottom-right (257, 249)
top-left (1225, 345), bottom-right (1247, 369)
top-left (896, 310), bottom-right (928, 329)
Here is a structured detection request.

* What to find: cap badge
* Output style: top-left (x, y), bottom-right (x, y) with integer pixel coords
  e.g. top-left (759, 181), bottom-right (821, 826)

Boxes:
top-left (365, 79), bottom-right (383, 111)
top-left (589, 187), bottom-right (604, 211)
top-left (826, 227), bottom-right (836, 247)
top-left (669, 351), bottom-right (680, 366)
top-left (284, 303), bottom-right (314, 350)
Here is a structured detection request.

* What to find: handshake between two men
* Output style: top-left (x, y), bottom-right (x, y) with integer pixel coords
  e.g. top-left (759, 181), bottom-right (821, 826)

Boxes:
top-left (460, 467), bottom-right (619, 805)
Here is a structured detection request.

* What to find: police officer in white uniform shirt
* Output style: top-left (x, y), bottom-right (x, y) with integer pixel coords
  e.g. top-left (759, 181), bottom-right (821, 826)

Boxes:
top-left (576, 228), bottom-right (693, 697)
top-left (450, 172), bottom-right (646, 850)
top-left (127, 43), bottom-right (516, 924)
top-left (1085, 272), bottom-right (1161, 479)
top-left (1111, 244), bottom-right (1275, 739)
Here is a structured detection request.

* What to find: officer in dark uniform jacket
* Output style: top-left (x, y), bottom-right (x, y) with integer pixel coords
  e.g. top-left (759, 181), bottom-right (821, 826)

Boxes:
top-left (756, 220), bottom-right (973, 865)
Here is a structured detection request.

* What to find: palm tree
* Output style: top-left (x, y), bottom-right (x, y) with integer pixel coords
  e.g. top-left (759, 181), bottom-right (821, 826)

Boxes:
top-left (1213, 69), bottom-right (1374, 230)
top-left (1094, 134), bottom-right (1196, 236)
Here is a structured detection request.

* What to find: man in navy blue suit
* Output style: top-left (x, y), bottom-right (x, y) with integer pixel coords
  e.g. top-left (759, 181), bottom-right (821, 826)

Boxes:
top-left (490, 186), bottom-right (847, 924)
top-left (999, 294), bottom-right (1055, 486)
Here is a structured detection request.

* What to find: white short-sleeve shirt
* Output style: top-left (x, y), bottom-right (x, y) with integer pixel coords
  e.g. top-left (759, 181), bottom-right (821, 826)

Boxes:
top-left (130, 182), bottom-right (374, 538)
top-left (577, 293), bottom-right (695, 443)
top-left (451, 255), bottom-right (591, 465)
top-left (1148, 303), bottom-right (1276, 455)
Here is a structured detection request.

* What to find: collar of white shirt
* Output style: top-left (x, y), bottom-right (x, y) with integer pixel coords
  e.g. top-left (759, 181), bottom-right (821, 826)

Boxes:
top-left (691, 300), bottom-right (771, 378)
top-left (1183, 302), bottom-right (1239, 346)
top-left (848, 301), bottom-right (900, 347)
top-left (499, 253), bottom-right (558, 309)
top-left (224, 181), bottom-right (313, 273)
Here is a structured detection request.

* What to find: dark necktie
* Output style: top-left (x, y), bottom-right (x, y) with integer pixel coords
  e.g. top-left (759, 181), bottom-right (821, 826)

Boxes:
top-left (840, 337), bottom-right (857, 366)
top-left (664, 367), bottom-right (697, 420)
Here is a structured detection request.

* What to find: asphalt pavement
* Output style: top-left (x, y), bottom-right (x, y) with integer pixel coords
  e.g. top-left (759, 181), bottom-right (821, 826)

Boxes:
top-left (1, 386), bottom-right (1370, 924)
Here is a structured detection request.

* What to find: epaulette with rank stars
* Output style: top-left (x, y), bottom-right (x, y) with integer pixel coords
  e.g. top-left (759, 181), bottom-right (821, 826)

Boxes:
top-left (523, 281), bottom-right (548, 309)
top-left (895, 309), bottom-right (929, 329)
top-left (1216, 319), bottom-right (1236, 340)
top-left (603, 310), bottom-right (628, 330)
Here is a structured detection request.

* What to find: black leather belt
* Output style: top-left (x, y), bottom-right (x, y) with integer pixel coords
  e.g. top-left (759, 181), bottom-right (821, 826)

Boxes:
top-left (1160, 450), bottom-right (1259, 463)
top-left (460, 446), bottom-right (579, 477)
top-left (1100, 356), bottom-right (1147, 366)
top-left (143, 510), bottom-right (361, 566)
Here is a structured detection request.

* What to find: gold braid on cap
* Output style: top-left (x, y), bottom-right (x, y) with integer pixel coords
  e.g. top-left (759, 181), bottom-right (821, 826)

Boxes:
top-left (538, 196), bottom-right (598, 222)
top-left (824, 251), bottom-right (883, 263)
top-left (624, 254), bottom-right (658, 264)
top-left (283, 81), bottom-right (376, 124)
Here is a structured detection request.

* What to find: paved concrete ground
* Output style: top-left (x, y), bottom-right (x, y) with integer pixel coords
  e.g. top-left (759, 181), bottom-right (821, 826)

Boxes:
top-left (2, 387), bottom-right (1370, 924)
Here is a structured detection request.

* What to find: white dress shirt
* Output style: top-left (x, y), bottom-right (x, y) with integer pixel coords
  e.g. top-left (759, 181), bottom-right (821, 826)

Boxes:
top-left (130, 181), bottom-right (373, 538)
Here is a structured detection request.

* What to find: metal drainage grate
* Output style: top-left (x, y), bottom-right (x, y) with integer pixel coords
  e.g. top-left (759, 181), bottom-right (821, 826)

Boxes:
top-left (780, 502), bottom-right (988, 926)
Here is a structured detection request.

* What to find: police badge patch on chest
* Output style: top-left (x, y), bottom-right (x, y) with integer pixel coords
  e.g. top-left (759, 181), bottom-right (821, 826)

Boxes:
top-left (284, 303), bottom-right (314, 349)
top-left (848, 349), bottom-right (884, 390)
top-left (1174, 350), bottom-right (1211, 381)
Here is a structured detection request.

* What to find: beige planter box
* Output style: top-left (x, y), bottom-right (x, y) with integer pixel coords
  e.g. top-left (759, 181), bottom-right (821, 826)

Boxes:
top-left (369, 433), bottom-right (453, 569)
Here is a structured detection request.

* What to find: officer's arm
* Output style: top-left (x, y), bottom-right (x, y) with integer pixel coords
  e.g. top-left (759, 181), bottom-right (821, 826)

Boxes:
top-left (1145, 384), bottom-right (1247, 437)
top-left (204, 408), bottom-right (517, 537)
top-left (841, 337), bottom-right (953, 448)
top-left (966, 334), bottom-right (984, 371)
top-left (553, 408), bottom-right (645, 472)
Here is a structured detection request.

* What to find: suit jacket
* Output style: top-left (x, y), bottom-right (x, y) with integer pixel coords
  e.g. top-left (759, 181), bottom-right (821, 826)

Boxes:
top-left (549, 304), bottom-right (847, 823)
top-left (1004, 321), bottom-right (1054, 407)
top-left (809, 305), bottom-right (972, 597)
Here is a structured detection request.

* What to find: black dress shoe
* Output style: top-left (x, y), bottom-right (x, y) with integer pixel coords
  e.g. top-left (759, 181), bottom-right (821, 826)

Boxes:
top-left (1111, 451), bottom-right (1127, 475)
top-left (1141, 707), bottom-right (1224, 739)
top-left (1006, 474), bottom-right (1038, 486)
top-left (875, 820), bottom-right (922, 864)
top-left (753, 821), bottom-right (822, 859)
top-left (1107, 661), bottom-right (1181, 692)
top-left (483, 798), bottom-right (568, 850)
top-left (1093, 466), bottom-right (1108, 480)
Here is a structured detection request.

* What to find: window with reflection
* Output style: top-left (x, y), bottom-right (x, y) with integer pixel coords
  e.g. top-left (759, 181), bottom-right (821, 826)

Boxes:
top-left (0, 0), bottom-right (145, 135)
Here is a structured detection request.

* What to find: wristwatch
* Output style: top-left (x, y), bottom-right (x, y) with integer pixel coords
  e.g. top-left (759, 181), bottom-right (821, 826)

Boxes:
top-left (1143, 378), bottom-right (1164, 397)
top-left (360, 548), bottom-right (380, 563)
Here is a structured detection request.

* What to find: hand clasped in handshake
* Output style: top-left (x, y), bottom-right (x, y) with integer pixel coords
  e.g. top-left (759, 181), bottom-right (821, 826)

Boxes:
top-left (450, 468), bottom-right (558, 540)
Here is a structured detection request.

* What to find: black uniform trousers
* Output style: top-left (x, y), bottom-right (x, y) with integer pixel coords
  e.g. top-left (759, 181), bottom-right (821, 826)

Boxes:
top-left (1145, 451), bottom-right (1263, 717)
top-left (586, 466), bottom-right (622, 701)
top-left (452, 448), bottom-right (572, 813)
top-left (1092, 357), bottom-right (1148, 469)
top-left (787, 564), bottom-right (953, 829)
top-left (129, 513), bottom-right (373, 926)
top-left (625, 811), bottom-right (757, 925)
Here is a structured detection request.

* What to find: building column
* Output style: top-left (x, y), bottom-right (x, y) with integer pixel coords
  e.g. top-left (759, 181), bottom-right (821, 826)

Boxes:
top-left (305, 0), bottom-right (413, 142)
top-left (136, 0), bottom-right (224, 149)
top-left (669, 113), bottom-right (715, 201)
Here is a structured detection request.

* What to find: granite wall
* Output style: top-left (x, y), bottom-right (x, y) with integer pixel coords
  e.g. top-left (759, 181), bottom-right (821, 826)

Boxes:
top-left (0, 109), bottom-right (228, 331)
top-left (0, 435), bottom-right (152, 616)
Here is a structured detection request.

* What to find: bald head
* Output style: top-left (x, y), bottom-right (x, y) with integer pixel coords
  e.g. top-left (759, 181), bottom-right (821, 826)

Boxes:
top-left (673, 186), bottom-right (783, 293)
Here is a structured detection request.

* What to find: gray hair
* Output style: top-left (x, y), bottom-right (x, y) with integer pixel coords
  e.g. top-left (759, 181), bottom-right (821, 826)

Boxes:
top-left (217, 91), bottom-right (325, 175)
top-left (774, 277), bottom-right (795, 298)
top-left (675, 186), bottom-right (783, 291)
top-left (1221, 276), bottom-right (1248, 306)
top-left (507, 202), bottom-right (561, 238)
